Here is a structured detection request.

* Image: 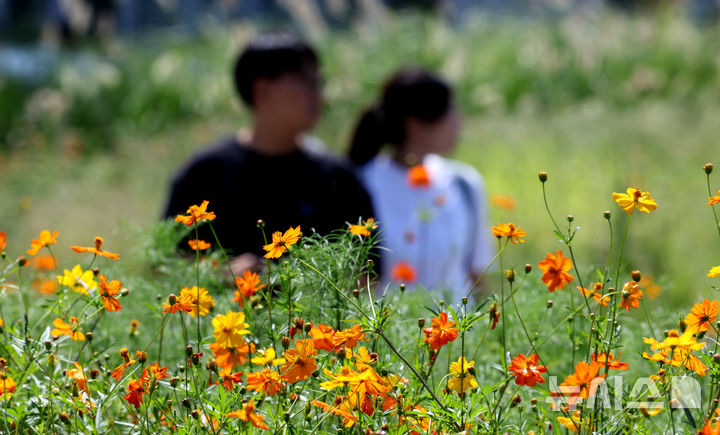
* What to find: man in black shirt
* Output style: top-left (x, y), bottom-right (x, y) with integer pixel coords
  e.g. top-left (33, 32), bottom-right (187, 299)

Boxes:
top-left (163, 33), bottom-right (374, 272)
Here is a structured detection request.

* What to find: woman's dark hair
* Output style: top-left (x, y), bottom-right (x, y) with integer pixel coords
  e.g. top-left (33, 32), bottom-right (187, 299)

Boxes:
top-left (233, 33), bottom-right (318, 107)
top-left (348, 68), bottom-right (452, 165)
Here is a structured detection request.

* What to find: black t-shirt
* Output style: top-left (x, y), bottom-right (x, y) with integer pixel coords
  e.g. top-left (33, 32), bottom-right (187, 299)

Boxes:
top-left (163, 137), bottom-right (375, 257)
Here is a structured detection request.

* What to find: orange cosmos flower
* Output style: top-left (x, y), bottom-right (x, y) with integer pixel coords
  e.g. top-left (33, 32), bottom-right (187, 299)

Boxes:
top-left (32, 278), bottom-right (58, 295)
top-left (391, 261), bottom-right (417, 283)
top-left (509, 353), bottom-right (547, 386)
top-left (620, 281), bottom-right (643, 311)
top-left (124, 378), bottom-right (146, 409)
top-left (538, 250), bottom-right (574, 292)
top-left (685, 299), bottom-right (719, 334)
top-left (174, 200), bottom-right (216, 226)
top-left (612, 187), bottom-right (658, 214)
top-left (111, 348), bottom-right (136, 380)
top-left (217, 366), bottom-right (243, 391)
top-left (32, 255), bottom-right (55, 270)
top-left (281, 339), bottom-right (317, 383)
top-left (246, 369), bottom-right (285, 396)
top-left (27, 230), bottom-right (59, 256)
top-left (263, 226), bottom-right (302, 259)
top-left (51, 317), bottom-right (85, 341)
top-left (349, 218), bottom-right (377, 237)
top-left (210, 341), bottom-right (255, 369)
top-left (0, 374), bottom-right (16, 398)
top-left (407, 165), bottom-right (431, 188)
top-left (226, 400), bottom-right (269, 431)
top-left (708, 266), bottom-right (720, 278)
top-left (491, 223), bottom-right (527, 244)
top-left (98, 274), bottom-right (122, 312)
top-left (312, 399), bottom-right (358, 428)
top-left (146, 363), bottom-right (169, 381)
top-left (577, 282), bottom-right (609, 307)
top-left (559, 361), bottom-right (606, 405)
top-left (71, 236), bottom-right (119, 260)
top-left (699, 419), bottom-right (720, 435)
top-left (423, 312), bottom-right (459, 350)
top-left (591, 352), bottom-right (628, 370)
top-left (309, 324), bottom-right (336, 351)
top-left (640, 275), bottom-right (661, 299)
top-left (332, 324), bottom-right (367, 351)
top-left (233, 271), bottom-right (265, 307)
top-left (708, 190), bottom-right (720, 206)
top-left (188, 239), bottom-right (211, 250)
top-left (67, 362), bottom-right (90, 396)
top-left (0, 232), bottom-right (5, 255)
top-left (490, 194), bottom-right (516, 210)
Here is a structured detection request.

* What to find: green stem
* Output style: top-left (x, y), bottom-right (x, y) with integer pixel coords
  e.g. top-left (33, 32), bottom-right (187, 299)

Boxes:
top-left (706, 174), bottom-right (720, 241)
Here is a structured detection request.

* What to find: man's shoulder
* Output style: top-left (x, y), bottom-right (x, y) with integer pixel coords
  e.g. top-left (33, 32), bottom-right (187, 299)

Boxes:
top-left (182, 137), bottom-right (245, 170)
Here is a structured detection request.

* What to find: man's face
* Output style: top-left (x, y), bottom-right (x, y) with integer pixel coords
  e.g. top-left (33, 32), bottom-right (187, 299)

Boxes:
top-left (260, 63), bottom-right (323, 132)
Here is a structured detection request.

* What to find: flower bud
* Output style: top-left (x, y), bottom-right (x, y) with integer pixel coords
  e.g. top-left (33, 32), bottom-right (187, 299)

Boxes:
top-left (59, 412), bottom-right (71, 424)
top-left (44, 340), bottom-right (52, 351)
top-left (72, 383), bottom-right (79, 396)
top-left (704, 163), bottom-right (714, 175)
top-left (603, 210), bottom-right (611, 220)
top-left (137, 351), bottom-right (147, 364)
top-left (567, 215), bottom-right (574, 223)
top-left (191, 409), bottom-right (200, 420)
top-left (170, 376), bottom-right (179, 388)
top-left (468, 366), bottom-right (476, 376)
top-left (156, 294), bottom-right (162, 301)
top-left (338, 348), bottom-right (346, 360)
top-left (631, 270), bottom-right (641, 282)
top-left (90, 368), bottom-right (100, 379)
top-left (439, 300), bottom-right (444, 306)
top-left (546, 300), bottom-right (553, 308)
top-left (418, 318), bottom-right (425, 328)
top-left (524, 264), bottom-right (532, 274)
top-left (312, 370), bottom-right (319, 378)
top-left (303, 322), bottom-right (312, 333)
top-left (191, 352), bottom-right (202, 366)
top-left (380, 368), bottom-right (389, 377)
top-left (713, 354), bottom-right (720, 363)
top-left (511, 394), bottom-right (522, 407)
top-left (256, 219), bottom-right (265, 227)
top-left (206, 359), bottom-right (217, 372)
top-left (48, 353), bottom-right (56, 367)
top-left (177, 364), bottom-right (185, 373)
top-left (92, 267), bottom-right (100, 276)
top-left (678, 319), bottom-right (687, 333)
top-left (504, 269), bottom-right (516, 283)
top-left (670, 398), bottom-right (680, 409)
top-left (18, 257), bottom-right (28, 267)
top-left (182, 398), bottom-right (191, 408)
top-left (461, 297), bottom-right (468, 305)
top-left (352, 289), bottom-right (360, 299)
top-left (489, 303), bottom-right (497, 319)
top-left (366, 259), bottom-right (374, 267)
top-left (85, 332), bottom-right (93, 342)
top-left (281, 336), bottom-right (291, 349)
top-left (185, 346), bottom-right (193, 357)
top-left (399, 283), bottom-right (406, 293)
top-left (538, 172), bottom-right (548, 183)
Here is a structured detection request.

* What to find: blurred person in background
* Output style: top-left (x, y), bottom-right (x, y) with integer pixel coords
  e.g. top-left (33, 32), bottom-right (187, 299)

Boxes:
top-left (348, 67), bottom-right (492, 303)
top-left (164, 33), bottom-right (374, 273)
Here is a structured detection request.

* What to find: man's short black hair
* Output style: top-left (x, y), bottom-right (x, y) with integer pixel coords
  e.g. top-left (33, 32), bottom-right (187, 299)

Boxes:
top-left (233, 33), bottom-right (319, 107)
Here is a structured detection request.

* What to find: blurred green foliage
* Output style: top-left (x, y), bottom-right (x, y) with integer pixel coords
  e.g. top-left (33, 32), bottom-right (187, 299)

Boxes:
top-left (1, 9), bottom-right (720, 307)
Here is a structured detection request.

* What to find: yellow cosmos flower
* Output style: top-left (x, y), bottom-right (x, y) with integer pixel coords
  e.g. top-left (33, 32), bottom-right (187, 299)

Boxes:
top-left (612, 187), bottom-right (658, 214)
top-left (212, 311), bottom-right (250, 348)
top-left (349, 218), bottom-right (377, 237)
top-left (179, 286), bottom-right (215, 318)
top-left (643, 329), bottom-right (705, 353)
top-left (707, 266), bottom-right (720, 278)
top-left (251, 348), bottom-right (285, 366)
top-left (57, 265), bottom-right (98, 295)
top-left (263, 226), bottom-right (302, 259)
top-left (448, 356), bottom-right (478, 394)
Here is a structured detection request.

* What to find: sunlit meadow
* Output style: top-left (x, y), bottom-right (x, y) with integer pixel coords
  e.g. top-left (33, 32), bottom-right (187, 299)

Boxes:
top-left (3, 6), bottom-right (720, 434)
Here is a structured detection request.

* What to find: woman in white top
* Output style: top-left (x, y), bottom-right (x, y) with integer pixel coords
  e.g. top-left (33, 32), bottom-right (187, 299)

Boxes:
top-left (348, 68), bottom-right (493, 303)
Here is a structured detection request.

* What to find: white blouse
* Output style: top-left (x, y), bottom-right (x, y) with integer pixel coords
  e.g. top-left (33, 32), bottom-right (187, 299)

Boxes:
top-left (360, 154), bottom-right (493, 303)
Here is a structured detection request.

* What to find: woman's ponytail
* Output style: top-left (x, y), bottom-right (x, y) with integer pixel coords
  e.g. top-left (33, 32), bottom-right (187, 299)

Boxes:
top-left (348, 106), bottom-right (386, 165)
